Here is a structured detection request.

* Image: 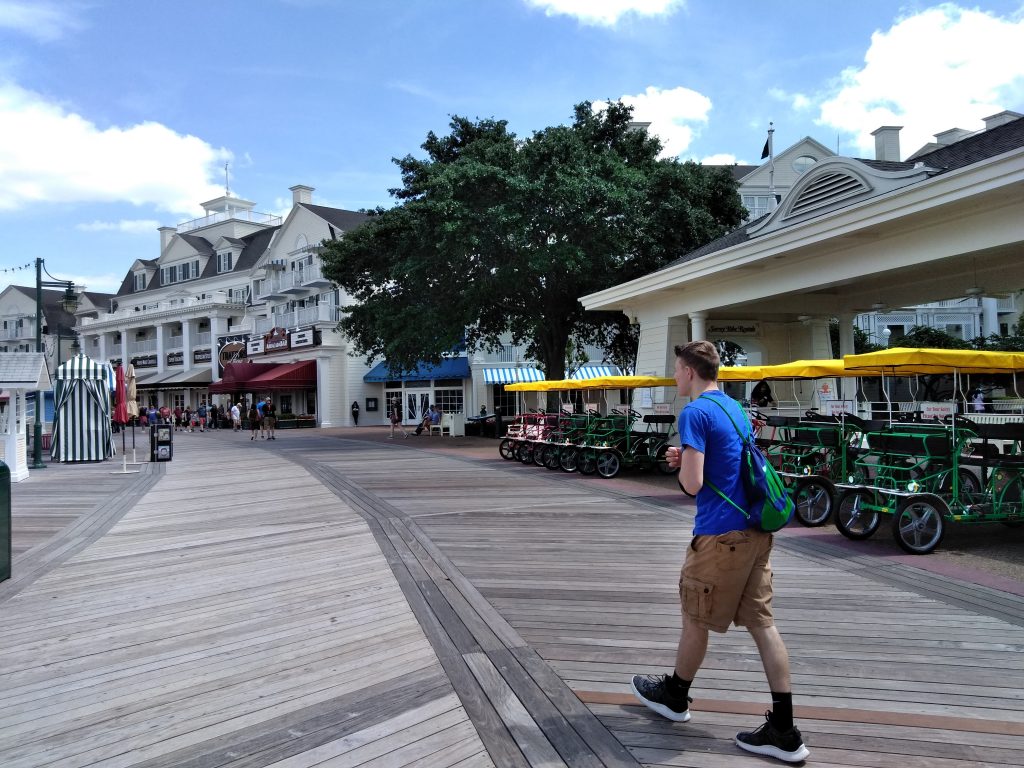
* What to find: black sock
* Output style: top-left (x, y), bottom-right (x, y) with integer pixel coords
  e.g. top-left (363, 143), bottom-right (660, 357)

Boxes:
top-left (769, 691), bottom-right (793, 731)
top-left (668, 672), bottom-right (692, 700)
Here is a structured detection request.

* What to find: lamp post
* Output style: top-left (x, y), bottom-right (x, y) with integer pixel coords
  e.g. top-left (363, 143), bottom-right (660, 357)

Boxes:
top-left (53, 326), bottom-right (82, 369)
top-left (32, 258), bottom-right (79, 469)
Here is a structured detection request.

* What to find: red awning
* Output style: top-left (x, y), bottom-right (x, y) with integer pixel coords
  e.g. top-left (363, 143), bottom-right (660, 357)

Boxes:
top-left (245, 360), bottom-right (317, 390)
top-left (208, 361), bottom-right (282, 393)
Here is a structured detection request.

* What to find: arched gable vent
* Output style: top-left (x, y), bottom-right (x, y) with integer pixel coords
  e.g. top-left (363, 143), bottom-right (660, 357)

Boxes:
top-left (786, 171), bottom-right (869, 218)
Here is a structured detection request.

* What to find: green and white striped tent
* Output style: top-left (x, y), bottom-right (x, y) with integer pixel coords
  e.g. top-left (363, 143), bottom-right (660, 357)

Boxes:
top-left (50, 353), bottom-right (115, 463)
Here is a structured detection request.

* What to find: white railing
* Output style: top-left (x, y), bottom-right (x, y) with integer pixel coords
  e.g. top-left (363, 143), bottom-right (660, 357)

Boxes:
top-left (128, 339), bottom-right (157, 355)
top-left (166, 335), bottom-right (183, 351)
top-left (997, 295), bottom-right (1018, 311)
top-left (495, 345), bottom-right (529, 363)
top-left (80, 293), bottom-right (245, 327)
top-left (253, 304), bottom-right (341, 334)
top-left (177, 209), bottom-right (281, 233)
top-left (194, 331), bottom-right (211, 346)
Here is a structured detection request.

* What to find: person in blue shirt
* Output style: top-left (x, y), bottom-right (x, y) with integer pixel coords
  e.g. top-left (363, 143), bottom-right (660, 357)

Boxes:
top-left (631, 340), bottom-right (809, 764)
top-left (255, 398), bottom-right (267, 439)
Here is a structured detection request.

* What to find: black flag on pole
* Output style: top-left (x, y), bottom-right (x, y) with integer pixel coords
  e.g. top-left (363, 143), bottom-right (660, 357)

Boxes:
top-left (761, 137), bottom-right (770, 160)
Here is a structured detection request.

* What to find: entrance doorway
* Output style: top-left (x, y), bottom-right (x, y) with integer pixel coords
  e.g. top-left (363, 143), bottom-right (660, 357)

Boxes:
top-left (405, 390), bottom-right (430, 426)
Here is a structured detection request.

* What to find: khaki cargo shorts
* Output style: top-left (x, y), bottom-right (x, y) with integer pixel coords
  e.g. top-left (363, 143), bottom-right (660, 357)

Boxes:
top-left (680, 529), bottom-right (774, 633)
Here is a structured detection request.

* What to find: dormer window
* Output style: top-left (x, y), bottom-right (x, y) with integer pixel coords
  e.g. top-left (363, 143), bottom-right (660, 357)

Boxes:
top-left (218, 252), bottom-right (233, 273)
top-left (134, 273), bottom-right (147, 291)
top-left (161, 259), bottom-right (200, 285)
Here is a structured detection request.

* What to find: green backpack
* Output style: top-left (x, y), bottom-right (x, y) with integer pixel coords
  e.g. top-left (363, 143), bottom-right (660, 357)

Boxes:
top-left (700, 394), bottom-right (794, 532)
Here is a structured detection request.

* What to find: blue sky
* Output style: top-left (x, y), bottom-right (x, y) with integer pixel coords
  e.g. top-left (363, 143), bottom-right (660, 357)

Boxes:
top-left (1, 0), bottom-right (1023, 295)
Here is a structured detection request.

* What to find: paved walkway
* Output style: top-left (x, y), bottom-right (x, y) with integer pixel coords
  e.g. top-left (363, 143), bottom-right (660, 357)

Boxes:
top-left (3, 427), bottom-right (1024, 767)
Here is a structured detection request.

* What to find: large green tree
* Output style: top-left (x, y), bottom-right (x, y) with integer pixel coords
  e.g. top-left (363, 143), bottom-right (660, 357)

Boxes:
top-left (321, 101), bottom-right (745, 378)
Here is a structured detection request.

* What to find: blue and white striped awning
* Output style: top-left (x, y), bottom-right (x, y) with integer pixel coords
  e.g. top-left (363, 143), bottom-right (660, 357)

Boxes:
top-left (483, 367), bottom-right (545, 384)
top-left (570, 365), bottom-right (621, 380)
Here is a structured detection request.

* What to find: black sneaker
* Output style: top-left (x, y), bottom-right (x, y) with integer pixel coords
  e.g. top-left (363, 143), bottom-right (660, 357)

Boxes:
top-left (630, 674), bottom-right (692, 722)
top-left (735, 712), bottom-right (810, 763)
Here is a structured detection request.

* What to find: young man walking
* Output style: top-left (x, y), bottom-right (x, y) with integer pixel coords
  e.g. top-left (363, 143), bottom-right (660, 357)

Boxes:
top-left (631, 341), bottom-right (809, 763)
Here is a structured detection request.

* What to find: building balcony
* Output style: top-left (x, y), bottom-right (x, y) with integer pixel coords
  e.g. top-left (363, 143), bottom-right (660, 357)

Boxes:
top-left (166, 335), bottom-right (183, 351)
top-left (79, 293), bottom-right (246, 330)
top-left (254, 304), bottom-right (341, 334)
top-left (128, 339), bottom-right (158, 355)
top-left (194, 331), bottom-right (211, 347)
top-left (300, 262), bottom-right (333, 289)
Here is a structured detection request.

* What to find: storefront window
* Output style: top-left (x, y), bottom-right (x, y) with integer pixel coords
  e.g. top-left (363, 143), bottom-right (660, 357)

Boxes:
top-left (434, 388), bottom-right (464, 414)
top-left (173, 394), bottom-right (185, 409)
top-left (493, 384), bottom-right (517, 416)
top-left (279, 394), bottom-right (293, 414)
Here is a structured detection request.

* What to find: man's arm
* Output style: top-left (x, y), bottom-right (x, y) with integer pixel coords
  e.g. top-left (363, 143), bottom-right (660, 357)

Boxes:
top-left (680, 446), bottom-right (705, 497)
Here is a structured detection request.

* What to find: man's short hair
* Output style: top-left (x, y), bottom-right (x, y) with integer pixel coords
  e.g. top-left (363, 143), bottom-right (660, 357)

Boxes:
top-left (674, 340), bottom-right (720, 381)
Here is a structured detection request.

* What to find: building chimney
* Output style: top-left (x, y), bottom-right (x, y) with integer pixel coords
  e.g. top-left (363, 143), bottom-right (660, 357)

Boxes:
top-left (290, 185), bottom-right (314, 205)
top-left (871, 126), bottom-right (902, 161)
top-left (983, 110), bottom-right (1023, 131)
top-left (158, 226), bottom-right (176, 252)
top-left (934, 127), bottom-right (972, 146)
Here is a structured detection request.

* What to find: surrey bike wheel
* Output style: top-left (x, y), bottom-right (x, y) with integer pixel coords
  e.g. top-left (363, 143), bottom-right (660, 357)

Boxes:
top-left (596, 450), bottom-right (621, 479)
top-left (559, 446), bottom-right (580, 473)
top-left (578, 451), bottom-right (598, 476)
top-left (542, 445), bottom-right (561, 470)
top-left (792, 476), bottom-right (835, 527)
top-left (499, 438), bottom-right (516, 460)
top-left (835, 489), bottom-right (881, 540)
top-left (892, 494), bottom-right (948, 555)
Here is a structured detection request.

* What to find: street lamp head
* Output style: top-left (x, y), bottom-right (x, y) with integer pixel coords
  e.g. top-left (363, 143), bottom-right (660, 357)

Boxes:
top-left (71, 337), bottom-right (81, 355)
top-left (60, 285), bottom-right (79, 314)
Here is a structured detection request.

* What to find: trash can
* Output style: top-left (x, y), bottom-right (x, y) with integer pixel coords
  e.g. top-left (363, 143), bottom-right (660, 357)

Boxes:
top-left (150, 423), bottom-right (173, 462)
top-left (1, 460), bottom-right (10, 583)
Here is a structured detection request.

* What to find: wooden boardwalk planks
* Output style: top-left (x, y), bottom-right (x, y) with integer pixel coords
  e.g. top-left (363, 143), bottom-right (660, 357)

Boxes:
top-left (290, 433), bottom-right (1024, 768)
top-left (0, 435), bottom-right (491, 768)
top-left (4, 428), bottom-right (1024, 767)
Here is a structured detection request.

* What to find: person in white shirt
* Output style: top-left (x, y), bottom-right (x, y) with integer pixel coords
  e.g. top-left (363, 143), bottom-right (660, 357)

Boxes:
top-left (230, 402), bottom-right (242, 432)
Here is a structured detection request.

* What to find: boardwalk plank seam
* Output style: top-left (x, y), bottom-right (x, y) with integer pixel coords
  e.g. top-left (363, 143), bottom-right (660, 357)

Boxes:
top-left (302, 459), bottom-right (642, 768)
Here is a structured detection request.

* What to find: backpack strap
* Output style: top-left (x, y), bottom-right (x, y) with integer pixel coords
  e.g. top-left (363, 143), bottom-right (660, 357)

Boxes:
top-left (696, 393), bottom-right (753, 520)
top-left (698, 392), bottom-right (752, 442)
top-left (705, 478), bottom-right (750, 518)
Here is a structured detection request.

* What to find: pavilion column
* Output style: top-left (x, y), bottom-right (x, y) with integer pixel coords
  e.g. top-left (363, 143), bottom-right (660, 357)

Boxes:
top-left (688, 311), bottom-right (707, 342)
top-left (120, 330), bottom-right (130, 368)
top-left (982, 297), bottom-right (999, 337)
top-left (837, 313), bottom-right (857, 402)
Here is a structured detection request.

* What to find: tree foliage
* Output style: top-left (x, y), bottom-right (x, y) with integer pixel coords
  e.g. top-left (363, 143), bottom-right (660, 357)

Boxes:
top-left (320, 101), bottom-right (745, 378)
top-left (829, 321), bottom-right (885, 357)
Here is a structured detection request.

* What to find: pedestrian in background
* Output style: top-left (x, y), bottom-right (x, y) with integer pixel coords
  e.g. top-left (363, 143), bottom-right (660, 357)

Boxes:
top-left (264, 397), bottom-right (277, 440)
top-left (389, 400), bottom-right (408, 439)
top-left (248, 402), bottom-right (261, 441)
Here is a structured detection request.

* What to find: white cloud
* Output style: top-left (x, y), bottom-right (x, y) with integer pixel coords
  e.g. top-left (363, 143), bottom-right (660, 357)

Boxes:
top-left (524, 0), bottom-right (684, 26)
top-left (594, 85), bottom-right (712, 158)
top-left (818, 4), bottom-right (1024, 158)
top-left (0, 80), bottom-right (230, 213)
top-left (700, 153), bottom-right (739, 165)
top-left (76, 219), bottom-right (160, 234)
top-left (768, 87), bottom-right (812, 112)
top-left (0, 1), bottom-right (83, 42)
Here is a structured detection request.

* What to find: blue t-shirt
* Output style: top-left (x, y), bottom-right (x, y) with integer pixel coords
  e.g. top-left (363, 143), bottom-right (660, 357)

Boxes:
top-left (678, 390), bottom-right (750, 535)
